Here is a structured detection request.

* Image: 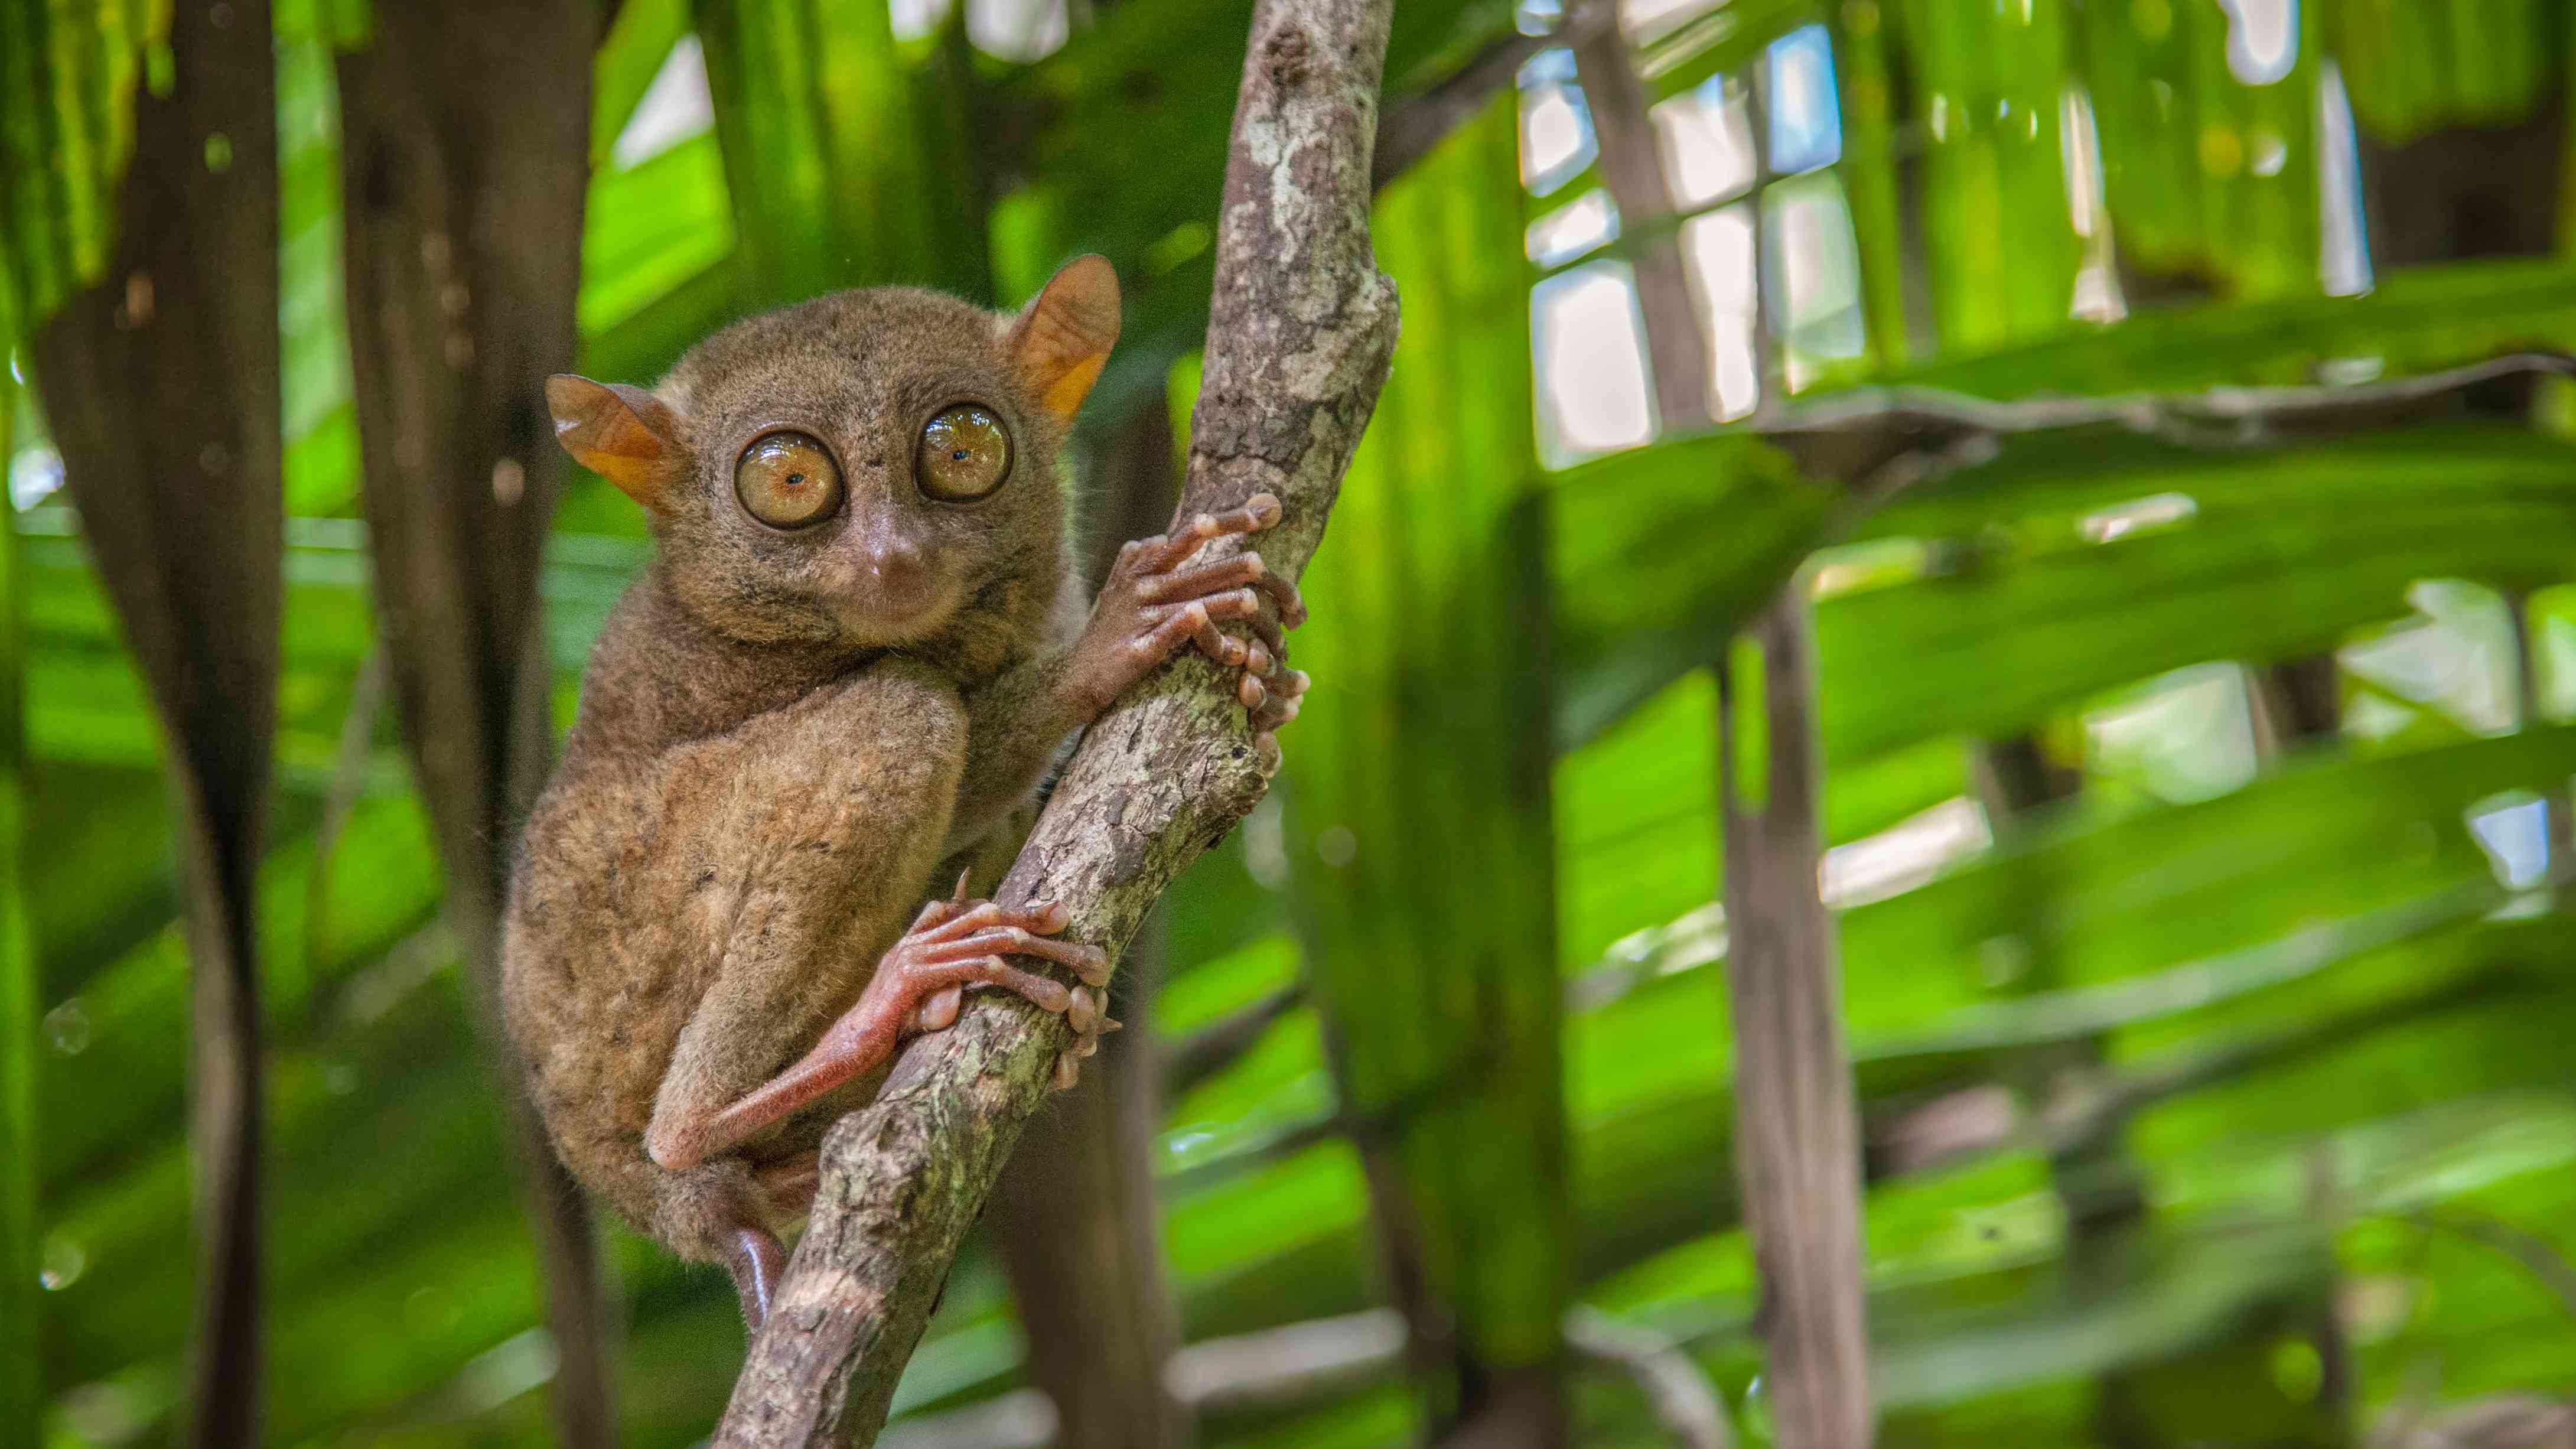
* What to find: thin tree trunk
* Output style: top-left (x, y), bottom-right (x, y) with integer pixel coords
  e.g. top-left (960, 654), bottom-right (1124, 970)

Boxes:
top-left (28, 4), bottom-right (282, 1443)
top-left (333, 5), bottom-right (615, 1445)
top-left (1716, 592), bottom-right (1872, 1449)
top-left (713, 1), bottom-right (1400, 1438)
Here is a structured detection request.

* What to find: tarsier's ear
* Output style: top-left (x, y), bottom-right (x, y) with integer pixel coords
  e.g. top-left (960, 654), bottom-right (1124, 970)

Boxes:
top-left (1005, 254), bottom-right (1121, 424)
top-left (546, 375), bottom-right (689, 513)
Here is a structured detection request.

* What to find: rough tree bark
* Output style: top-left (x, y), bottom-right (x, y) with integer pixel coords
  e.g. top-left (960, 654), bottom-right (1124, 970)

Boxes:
top-left (28, 4), bottom-right (281, 1444)
top-left (333, 5), bottom-right (617, 1445)
top-left (712, 2), bottom-right (1401, 1442)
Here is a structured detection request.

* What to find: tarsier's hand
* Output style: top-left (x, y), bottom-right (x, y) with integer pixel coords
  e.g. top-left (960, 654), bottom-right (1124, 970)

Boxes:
top-left (1068, 492), bottom-right (1310, 761)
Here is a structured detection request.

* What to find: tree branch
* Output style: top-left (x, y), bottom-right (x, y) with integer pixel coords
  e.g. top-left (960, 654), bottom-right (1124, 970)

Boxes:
top-left (334, 5), bottom-right (618, 1443)
top-left (712, 4), bottom-right (1401, 1442)
top-left (1759, 351), bottom-right (2576, 497)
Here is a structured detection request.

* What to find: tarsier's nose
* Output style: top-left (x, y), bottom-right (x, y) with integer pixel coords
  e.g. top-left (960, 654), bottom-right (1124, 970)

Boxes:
top-left (859, 532), bottom-right (934, 614)
top-left (843, 491), bottom-right (949, 633)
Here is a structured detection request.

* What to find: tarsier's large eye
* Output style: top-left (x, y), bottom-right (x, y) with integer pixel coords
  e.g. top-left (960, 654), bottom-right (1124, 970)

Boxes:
top-left (917, 405), bottom-right (1011, 502)
top-left (734, 431), bottom-right (843, 529)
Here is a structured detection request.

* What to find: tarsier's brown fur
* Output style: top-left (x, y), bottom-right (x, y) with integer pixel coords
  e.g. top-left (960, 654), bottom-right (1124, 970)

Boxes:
top-left (500, 259), bottom-right (1304, 1324)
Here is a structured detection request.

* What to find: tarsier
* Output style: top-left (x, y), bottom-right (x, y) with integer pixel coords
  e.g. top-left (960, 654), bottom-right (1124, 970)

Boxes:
top-left (501, 256), bottom-right (1305, 1325)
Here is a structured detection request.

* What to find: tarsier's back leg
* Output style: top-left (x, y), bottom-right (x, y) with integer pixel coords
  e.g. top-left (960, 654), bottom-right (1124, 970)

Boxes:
top-left (641, 660), bottom-right (971, 1176)
top-left (624, 662), bottom-right (1097, 1317)
top-left (518, 657), bottom-right (963, 1324)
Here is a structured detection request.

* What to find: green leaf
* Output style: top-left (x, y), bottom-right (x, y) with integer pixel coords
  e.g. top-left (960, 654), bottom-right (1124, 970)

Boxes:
top-left (0, 0), bottom-right (160, 341)
top-left (1821, 426), bottom-right (2576, 765)
top-left (0, 369), bottom-right (34, 1449)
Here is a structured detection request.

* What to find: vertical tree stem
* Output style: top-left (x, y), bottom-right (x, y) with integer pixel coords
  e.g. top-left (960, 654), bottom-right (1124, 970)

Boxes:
top-left (333, 4), bottom-right (615, 1442)
top-left (1717, 591), bottom-right (1872, 1449)
top-left (28, 4), bottom-right (283, 1441)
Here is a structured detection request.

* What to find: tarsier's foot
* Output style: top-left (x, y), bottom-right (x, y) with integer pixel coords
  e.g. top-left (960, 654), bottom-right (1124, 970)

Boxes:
top-left (648, 895), bottom-right (1112, 1172)
top-left (887, 893), bottom-right (1121, 1090)
top-left (1076, 492), bottom-right (1310, 763)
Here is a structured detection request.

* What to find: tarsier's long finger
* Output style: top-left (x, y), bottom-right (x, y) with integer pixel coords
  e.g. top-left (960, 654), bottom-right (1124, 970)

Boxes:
top-left (1053, 1052), bottom-right (1082, 1091)
top-left (1237, 562), bottom-right (1305, 628)
top-left (926, 927), bottom-right (1109, 986)
top-left (1251, 667), bottom-right (1309, 734)
top-left (1138, 552), bottom-right (1305, 626)
top-left (1124, 493), bottom-right (1284, 575)
top-left (906, 955), bottom-right (1072, 1015)
top-left (919, 897), bottom-right (1070, 945)
top-left (1137, 552), bottom-right (1271, 607)
top-left (1196, 588), bottom-right (1287, 661)
top-left (1239, 637), bottom-right (1309, 711)
top-left (1137, 600), bottom-right (1247, 669)
top-left (907, 895), bottom-right (960, 933)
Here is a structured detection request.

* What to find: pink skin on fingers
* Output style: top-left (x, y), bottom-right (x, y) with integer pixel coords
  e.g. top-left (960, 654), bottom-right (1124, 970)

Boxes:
top-left (916, 927), bottom-right (1106, 978)
top-left (1137, 552), bottom-right (1271, 606)
top-left (1134, 601), bottom-right (1245, 670)
top-left (1123, 494), bottom-right (1284, 573)
top-left (909, 984), bottom-right (963, 1033)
